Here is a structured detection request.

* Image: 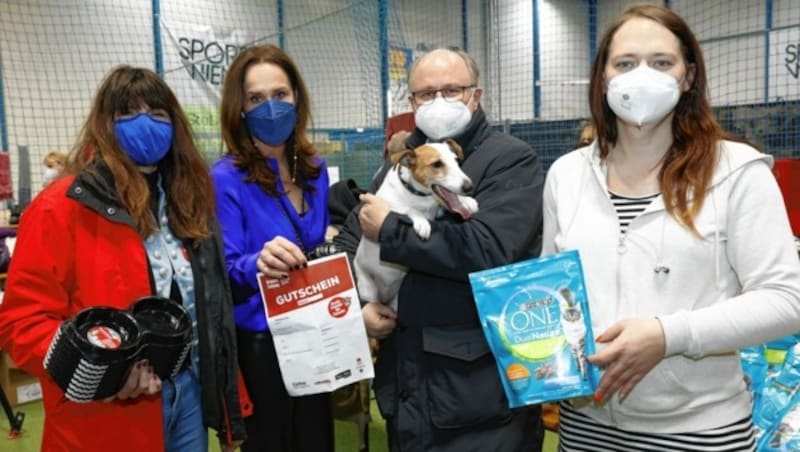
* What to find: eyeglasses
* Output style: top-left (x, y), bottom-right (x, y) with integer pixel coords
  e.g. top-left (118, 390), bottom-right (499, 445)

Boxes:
top-left (410, 85), bottom-right (475, 105)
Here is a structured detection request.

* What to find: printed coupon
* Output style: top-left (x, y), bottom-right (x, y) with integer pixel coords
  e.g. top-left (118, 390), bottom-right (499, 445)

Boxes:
top-left (258, 253), bottom-right (374, 396)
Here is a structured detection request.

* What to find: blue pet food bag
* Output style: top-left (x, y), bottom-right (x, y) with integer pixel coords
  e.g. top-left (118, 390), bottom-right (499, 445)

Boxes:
top-left (759, 397), bottom-right (800, 451)
top-left (741, 344), bottom-right (769, 411)
top-left (468, 250), bottom-right (599, 408)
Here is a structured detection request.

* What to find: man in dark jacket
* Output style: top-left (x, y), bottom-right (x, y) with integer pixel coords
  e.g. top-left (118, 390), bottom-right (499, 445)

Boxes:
top-left (358, 48), bottom-right (545, 452)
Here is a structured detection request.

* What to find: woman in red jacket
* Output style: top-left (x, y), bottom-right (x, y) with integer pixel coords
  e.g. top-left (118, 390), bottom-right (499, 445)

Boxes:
top-left (0, 66), bottom-right (246, 451)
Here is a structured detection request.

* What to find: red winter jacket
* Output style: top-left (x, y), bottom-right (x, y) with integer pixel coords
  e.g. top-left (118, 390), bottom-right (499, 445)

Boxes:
top-left (0, 169), bottom-right (247, 451)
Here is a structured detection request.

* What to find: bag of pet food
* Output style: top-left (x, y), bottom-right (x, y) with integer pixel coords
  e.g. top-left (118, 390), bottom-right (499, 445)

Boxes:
top-left (468, 250), bottom-right (599, 408)
top-left (754, 342), bottom-right (800, 444)
top-left (758, 395), bottom-right (800, 451)
top-left (742, 344), bottom-right (769, 409)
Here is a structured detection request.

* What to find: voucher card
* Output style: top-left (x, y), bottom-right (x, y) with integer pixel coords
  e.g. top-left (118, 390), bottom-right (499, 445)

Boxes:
top-left (259, 253), bottom-right (374, 396)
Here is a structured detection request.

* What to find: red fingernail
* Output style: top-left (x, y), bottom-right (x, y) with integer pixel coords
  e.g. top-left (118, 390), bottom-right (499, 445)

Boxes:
top-left (594, 392), bottom-right (604, 403)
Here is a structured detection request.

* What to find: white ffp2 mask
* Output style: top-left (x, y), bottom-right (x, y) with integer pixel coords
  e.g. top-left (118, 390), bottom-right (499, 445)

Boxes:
top-left (414, 94), bottom-right (473, 140)
top-left (606, 65), bottom-right (680, 126)
top-left (43, 166), bottom-right (59, 185)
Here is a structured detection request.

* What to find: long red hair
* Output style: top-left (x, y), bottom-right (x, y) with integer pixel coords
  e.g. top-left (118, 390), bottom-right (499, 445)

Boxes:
top-left (69, 65), bottom-right (214, 242)
top-left (589, 4), bottom-right (730, 234)
top-left (220, 44), bottom-right (320, 195)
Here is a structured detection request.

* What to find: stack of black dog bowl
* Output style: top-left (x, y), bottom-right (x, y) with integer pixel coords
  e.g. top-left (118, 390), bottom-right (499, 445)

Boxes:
top-left (131, 296), bottom-right (193, 379)
top-left (44, 296), bottom-right (192, 402)
top-left (43, 307), bottom-right (141, 402)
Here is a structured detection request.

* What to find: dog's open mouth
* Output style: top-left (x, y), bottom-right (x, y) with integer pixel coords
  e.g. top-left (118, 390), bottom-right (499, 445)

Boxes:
top-left (431, 185), bottom-right (473, 220)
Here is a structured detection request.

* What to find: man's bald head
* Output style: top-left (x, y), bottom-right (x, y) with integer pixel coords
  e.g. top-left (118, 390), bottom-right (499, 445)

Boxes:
top-left (408, 48), bottom-right (480, 89)
top-left (406, 48), bottom-right (482, 115)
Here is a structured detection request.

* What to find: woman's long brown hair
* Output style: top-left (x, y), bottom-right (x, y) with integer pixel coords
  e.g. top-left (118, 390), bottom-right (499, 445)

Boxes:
top-left (70, 65), bottom-right (214, 242)
top-left (589, 4), bottom-right (730, 234)
top-left (220, 44), bottom-right (320, 195)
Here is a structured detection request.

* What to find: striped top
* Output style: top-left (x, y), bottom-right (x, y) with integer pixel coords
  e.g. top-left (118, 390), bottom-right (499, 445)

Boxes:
top-left (609, 191), bottom-right (659, 234)
top-left (558, 401), bottom-right (756, 452)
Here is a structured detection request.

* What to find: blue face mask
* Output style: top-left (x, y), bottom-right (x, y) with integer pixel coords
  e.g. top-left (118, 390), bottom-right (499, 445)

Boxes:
top-left (245, 100), bottom-right (297, 146)
top-left (114, 113), bottom-right (174, 166)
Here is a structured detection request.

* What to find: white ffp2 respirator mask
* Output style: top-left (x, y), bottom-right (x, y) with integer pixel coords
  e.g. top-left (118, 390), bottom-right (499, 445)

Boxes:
top-left (606, 65), bottom-right (681, 127)
top-left (42, 166), bottom-right (59, 185)
top-left (414, 94), bottom-right (473, 140)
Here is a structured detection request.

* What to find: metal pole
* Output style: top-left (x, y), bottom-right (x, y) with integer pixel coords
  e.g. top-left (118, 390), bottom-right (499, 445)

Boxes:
top-left (532, 0), bottom-right (541, 118)
top-left (588, 0), bottom-right (597, 66)
top-left (152, 0), bottom-right (164, 75)
top-left (462, 0), bottom-right (468, 51)
top-left (0, 45), bottom-right (7, 151)
top-left (278, 0), bottom-right (285, 50)
top-left (764, 0), bottom-right (772, 102)
top-left (379, 0), bottom-right (389, 127)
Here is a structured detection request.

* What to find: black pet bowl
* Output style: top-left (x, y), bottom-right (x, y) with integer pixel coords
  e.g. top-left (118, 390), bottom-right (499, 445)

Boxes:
top-left (44, 307), bottom-right (141, 402)
top-left (131, 296), bottom-right (192, 380)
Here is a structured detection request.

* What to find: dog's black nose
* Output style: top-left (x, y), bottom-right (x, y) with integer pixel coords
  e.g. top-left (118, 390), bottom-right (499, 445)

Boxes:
top-left (462, 180), bottom-right (473, 193)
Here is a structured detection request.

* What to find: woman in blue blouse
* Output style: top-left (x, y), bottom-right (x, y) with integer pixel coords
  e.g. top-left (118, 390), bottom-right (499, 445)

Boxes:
top-left (211, 44), bottom-right (332, 452)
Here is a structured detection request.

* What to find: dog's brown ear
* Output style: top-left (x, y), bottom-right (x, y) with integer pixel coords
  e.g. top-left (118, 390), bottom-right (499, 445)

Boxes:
top-left (445, 139), bottom-right (464, 161)
top-left (391, 149), bottom-right (416, 170)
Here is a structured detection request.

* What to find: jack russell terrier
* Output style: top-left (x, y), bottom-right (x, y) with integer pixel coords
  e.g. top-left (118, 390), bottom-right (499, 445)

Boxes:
top-left (354, 139), bottom-right (479, 311)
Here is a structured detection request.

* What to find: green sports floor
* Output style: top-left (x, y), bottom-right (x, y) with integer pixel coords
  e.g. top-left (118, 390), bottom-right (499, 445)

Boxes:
top-left (0, 399), bottom-right (558, 451)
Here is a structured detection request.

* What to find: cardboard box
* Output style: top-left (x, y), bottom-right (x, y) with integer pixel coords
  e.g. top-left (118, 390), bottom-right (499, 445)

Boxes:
top-left (0, 351), bottom-right (42, 406)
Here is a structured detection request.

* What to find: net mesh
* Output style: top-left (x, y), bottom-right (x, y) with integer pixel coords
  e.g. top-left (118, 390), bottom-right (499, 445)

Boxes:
top-left (0, 0), bottom-right (797, 201)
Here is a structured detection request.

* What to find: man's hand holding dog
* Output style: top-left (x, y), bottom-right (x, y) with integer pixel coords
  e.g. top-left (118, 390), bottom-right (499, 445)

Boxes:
top-left (362, 302), bottom-right (397, 339)
top-left (359, 193), bottom-right (391, 241)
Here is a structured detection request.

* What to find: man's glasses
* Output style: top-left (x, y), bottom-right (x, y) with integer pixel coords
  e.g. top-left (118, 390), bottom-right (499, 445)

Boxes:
top-left (410, 85), bottom-right (475, 105)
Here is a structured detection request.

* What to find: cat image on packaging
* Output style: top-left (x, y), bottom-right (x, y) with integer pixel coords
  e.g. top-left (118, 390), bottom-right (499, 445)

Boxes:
top-left (469, 250), bottom-right (599, 408)
top-left (559, 287), bottom-right (588, 380)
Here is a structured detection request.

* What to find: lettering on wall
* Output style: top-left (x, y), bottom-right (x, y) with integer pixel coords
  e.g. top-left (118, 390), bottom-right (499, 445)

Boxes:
top-left (177, 38), bottom-right (245, 86)
top-left (161, 20), bottom-right (254, 104)
top-left (787, 42), bottom-right (799, 79)
top-left (182, 105), bottom-right (222, 162)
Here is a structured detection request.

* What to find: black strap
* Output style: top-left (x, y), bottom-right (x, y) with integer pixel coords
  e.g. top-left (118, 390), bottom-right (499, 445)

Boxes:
top-left (276, 196), bottom-right (306, 254)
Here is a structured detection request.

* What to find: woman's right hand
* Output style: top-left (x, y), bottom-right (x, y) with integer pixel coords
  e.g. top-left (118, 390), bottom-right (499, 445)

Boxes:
top-left (257, 236), bottom-right (307, 279)
top-left (588, 318), bottom-right (665, 404)
top-left (106, 360), bottom-right (161, 402)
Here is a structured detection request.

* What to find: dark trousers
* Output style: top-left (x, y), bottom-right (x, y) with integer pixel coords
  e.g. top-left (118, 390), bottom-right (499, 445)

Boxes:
top-left (386, 405), bottom-right (544, 452)
top-left (237, 330), bottom-right (334, 452)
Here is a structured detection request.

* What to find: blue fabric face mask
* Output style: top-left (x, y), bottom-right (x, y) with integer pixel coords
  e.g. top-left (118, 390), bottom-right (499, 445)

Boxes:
top-left (245, 100), bottom-right (297, 146)
top-left (114, 113), bottom-right (174, 166)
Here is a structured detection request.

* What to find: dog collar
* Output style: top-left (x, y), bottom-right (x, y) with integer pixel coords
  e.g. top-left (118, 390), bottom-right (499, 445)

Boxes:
top-left (398, 171), bottom-right (431, 197)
